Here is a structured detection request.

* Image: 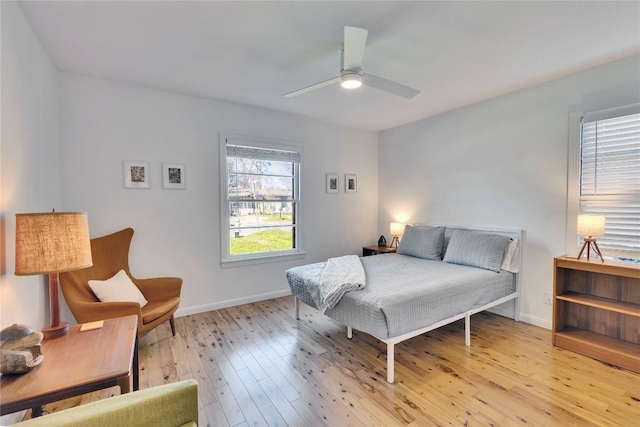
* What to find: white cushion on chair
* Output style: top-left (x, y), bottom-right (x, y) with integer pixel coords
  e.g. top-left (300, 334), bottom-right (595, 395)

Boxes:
top-left (88, 269), bottom-right (148, 308)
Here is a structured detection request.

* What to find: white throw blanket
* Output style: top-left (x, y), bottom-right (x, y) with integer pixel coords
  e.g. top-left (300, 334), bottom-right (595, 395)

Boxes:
top-left (317, 255), bottom-right (366, 313)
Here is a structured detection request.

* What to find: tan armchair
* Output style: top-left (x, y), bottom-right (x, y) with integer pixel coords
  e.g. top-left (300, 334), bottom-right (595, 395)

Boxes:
top-left (60, 228), bottom-right (182, 338)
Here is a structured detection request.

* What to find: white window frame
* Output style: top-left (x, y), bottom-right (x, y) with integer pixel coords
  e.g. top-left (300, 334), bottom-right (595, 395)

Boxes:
top-left (219, 133), bottom-right (305, 267)
top-left (567, 104), bottom-right (640, 258)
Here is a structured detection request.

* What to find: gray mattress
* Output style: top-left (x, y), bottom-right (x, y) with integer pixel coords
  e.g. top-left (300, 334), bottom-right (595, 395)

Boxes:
top-left (286, 253), bottom-right (515, 339)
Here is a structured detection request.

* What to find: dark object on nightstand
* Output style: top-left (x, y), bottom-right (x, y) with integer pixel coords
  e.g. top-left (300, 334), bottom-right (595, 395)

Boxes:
top-left (363, 246), bottom-right (397, 257)
top-left (378, 235), bottom-right (387, 247)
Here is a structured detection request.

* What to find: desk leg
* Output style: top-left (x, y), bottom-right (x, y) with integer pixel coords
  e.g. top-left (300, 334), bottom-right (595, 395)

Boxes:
top-left (118, 335), bottom-right (138, 394)
top-left (117, 375), bottom-right (132, 394)
top-left (31, 406), bottom-right (43, 418)
top-left (133, 335), bottom-right (139, 391)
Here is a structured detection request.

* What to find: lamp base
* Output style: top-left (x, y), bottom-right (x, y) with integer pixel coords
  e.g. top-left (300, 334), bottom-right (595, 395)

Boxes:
top-left (577, 237), bottom-right (604, 262)
top-left (390, 236), bottom-right (400, 248)
top-left (42, 322), bottom-right (69, 340)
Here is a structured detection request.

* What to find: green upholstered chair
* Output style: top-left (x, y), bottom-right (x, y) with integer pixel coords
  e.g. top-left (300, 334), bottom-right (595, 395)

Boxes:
top-left (15, 380), bottom-right (198, 427)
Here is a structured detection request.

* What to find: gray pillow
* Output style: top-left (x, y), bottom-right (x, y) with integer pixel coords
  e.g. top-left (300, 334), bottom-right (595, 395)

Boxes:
top-left (397, 226), bottom-right (445, 260)
top-left (441, 234), bottom-right (451, 259)
top-left (443, 230), bottom-right (511, 272)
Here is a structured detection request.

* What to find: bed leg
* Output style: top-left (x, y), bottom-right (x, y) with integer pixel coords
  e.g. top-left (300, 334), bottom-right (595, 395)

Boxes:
top-left (465, 313), bottom-right (471, 346)
top-left (387, 343), bottom-right (395, 383)
top-left (294, 297), bottom-right (299, 320)
top-left (347, 326), bottom-right (353, 339)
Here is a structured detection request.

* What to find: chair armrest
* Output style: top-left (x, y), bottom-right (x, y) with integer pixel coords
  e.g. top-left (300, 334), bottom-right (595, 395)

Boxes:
top-left (69, 301), bottom-right (142, 324)
top-left (15, 379), bottom-right (199, 427)
top-left (134, 277), bottom-right (182, 302)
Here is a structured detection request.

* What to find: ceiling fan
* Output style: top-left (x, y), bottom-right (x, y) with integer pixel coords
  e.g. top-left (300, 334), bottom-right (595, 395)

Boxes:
top-left (283, 26), bottom-right (420, 99)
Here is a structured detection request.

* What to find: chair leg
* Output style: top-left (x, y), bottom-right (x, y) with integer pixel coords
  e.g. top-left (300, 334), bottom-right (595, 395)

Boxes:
top-left (169, 316), bottom-right (176, 336)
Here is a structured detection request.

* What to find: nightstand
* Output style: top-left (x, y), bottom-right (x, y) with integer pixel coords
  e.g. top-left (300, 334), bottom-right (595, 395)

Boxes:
top-left (362, 246), bottom-right (397, 256)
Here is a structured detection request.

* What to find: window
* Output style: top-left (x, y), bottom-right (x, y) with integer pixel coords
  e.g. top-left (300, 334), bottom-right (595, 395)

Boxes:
top-left (220, 134), bottom-right (304, 266)
top-left (569, 105), bottom-right (640, 258)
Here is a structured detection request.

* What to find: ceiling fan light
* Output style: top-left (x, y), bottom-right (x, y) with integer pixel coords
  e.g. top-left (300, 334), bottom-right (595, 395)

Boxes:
top-left (341, 72), bottom-right (363, 89)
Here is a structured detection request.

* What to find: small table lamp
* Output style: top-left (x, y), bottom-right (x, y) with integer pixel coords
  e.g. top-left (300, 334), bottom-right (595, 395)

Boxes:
top-left (15, 211), bottom-right (93, 339)
top-left (390, 222), bottom-right (405, 248)
top-left (576, 214), bottom-right (605, 262)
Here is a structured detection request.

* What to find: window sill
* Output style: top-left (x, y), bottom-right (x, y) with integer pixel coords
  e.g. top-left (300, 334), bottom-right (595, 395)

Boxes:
top-left (221, 251), bottom-right (306, 269)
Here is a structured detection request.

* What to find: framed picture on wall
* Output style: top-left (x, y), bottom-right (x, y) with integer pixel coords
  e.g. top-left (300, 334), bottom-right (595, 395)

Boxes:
top-left (162, 163), bottom-right (186, 189)
top-left (345, 174), bottom-right (357, 193)
top-left (123, 161), bottom-right (151, 189)
top-left (326, 173), bottom-right (339, 193)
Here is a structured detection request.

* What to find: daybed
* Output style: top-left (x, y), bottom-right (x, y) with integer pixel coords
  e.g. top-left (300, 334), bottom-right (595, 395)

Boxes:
top-left (286, 225), bottom-right (522, 383)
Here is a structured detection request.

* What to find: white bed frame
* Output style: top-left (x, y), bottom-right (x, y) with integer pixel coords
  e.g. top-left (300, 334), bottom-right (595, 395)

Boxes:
top-left (294, 225), bottom-right (523, 383)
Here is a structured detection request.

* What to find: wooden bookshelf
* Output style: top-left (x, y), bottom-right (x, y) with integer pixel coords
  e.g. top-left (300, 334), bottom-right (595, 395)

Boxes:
top-left (553, 256), bottom-right (640, 373)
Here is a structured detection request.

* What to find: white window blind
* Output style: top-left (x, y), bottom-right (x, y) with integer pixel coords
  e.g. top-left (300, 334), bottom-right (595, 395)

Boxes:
top-left (226, 145), bottom-right (301, 164)
top-left (579, 111), bottom-right (640, 256)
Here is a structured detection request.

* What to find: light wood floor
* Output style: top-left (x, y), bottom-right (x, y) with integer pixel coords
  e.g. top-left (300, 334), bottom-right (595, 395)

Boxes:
top-left (28, 296), bottom-right (639, 426)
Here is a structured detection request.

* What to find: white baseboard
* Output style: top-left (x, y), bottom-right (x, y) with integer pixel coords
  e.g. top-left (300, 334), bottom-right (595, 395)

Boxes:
top-left (175, 288), bottom-right (292, 317)
top-left (486, 300), bottom-right (551, 330)
top-left (518, 312), bottom-right (552, 330)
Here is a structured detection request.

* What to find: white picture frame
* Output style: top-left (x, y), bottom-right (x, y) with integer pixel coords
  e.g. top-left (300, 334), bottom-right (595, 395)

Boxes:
top-left (123, 161), bottom-right (151, 189)
top-left (326, 173), bottom-right (339, 193)
top-left (345, 174), bottom-right (357, 193)
top-left (162, 163), bottom-right (186, 189)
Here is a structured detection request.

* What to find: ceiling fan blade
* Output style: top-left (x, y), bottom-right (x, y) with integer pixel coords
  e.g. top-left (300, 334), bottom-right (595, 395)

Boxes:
top-left (343, 26), bottom-right (368, 71)
top-left (283, 76), bottom-right (341, 97)
top-left (363, 74), bottom-right (420, 99)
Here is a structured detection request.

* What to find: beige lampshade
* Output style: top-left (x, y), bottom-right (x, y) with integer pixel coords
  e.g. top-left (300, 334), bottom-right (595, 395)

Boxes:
top-left (390, 222), bottom-right (405, 236)
top-left (15, 212), bottom-right (93, 275)
top-left (577, 214), bottom-right (605, 237)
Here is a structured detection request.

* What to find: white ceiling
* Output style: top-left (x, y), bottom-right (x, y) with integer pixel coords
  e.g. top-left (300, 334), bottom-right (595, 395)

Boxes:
top-left (17, 1), bottom-right (640, 132)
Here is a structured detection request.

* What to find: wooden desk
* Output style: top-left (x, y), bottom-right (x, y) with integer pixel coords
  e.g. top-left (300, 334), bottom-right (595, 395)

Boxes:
top-left (0, 315), bottom-right (138, 416)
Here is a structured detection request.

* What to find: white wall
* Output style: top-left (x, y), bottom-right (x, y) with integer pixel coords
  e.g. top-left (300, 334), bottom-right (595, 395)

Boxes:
top-left (58, 74), bottom-right (378, 319)
top-left (378, 55), bottom-right (640, 328)
top-left (0, 0), bottom-right (61, 329)
top-left (0, 1), bottom-right (61, 423)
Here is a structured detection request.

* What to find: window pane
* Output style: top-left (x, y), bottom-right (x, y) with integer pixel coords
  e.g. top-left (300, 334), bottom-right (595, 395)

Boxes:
top-left (227, 157), bottom-right (295, 200)
top-left (229, 226), bottom-right (295, 255)
top-left (229, 202), bottom-right (295, 226)
top-left (229, 201), bottom-right (296, 255)
top-left (228, 175), bottom-right (293, 200)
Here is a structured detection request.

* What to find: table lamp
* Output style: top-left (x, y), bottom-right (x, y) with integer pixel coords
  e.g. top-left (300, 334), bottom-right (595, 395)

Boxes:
top-left (576, 214), bottom-right (605, 262)
top-left (15, 211), bottom-right (93, 339)
top-left (390, 222), bottom-right (405, 248)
